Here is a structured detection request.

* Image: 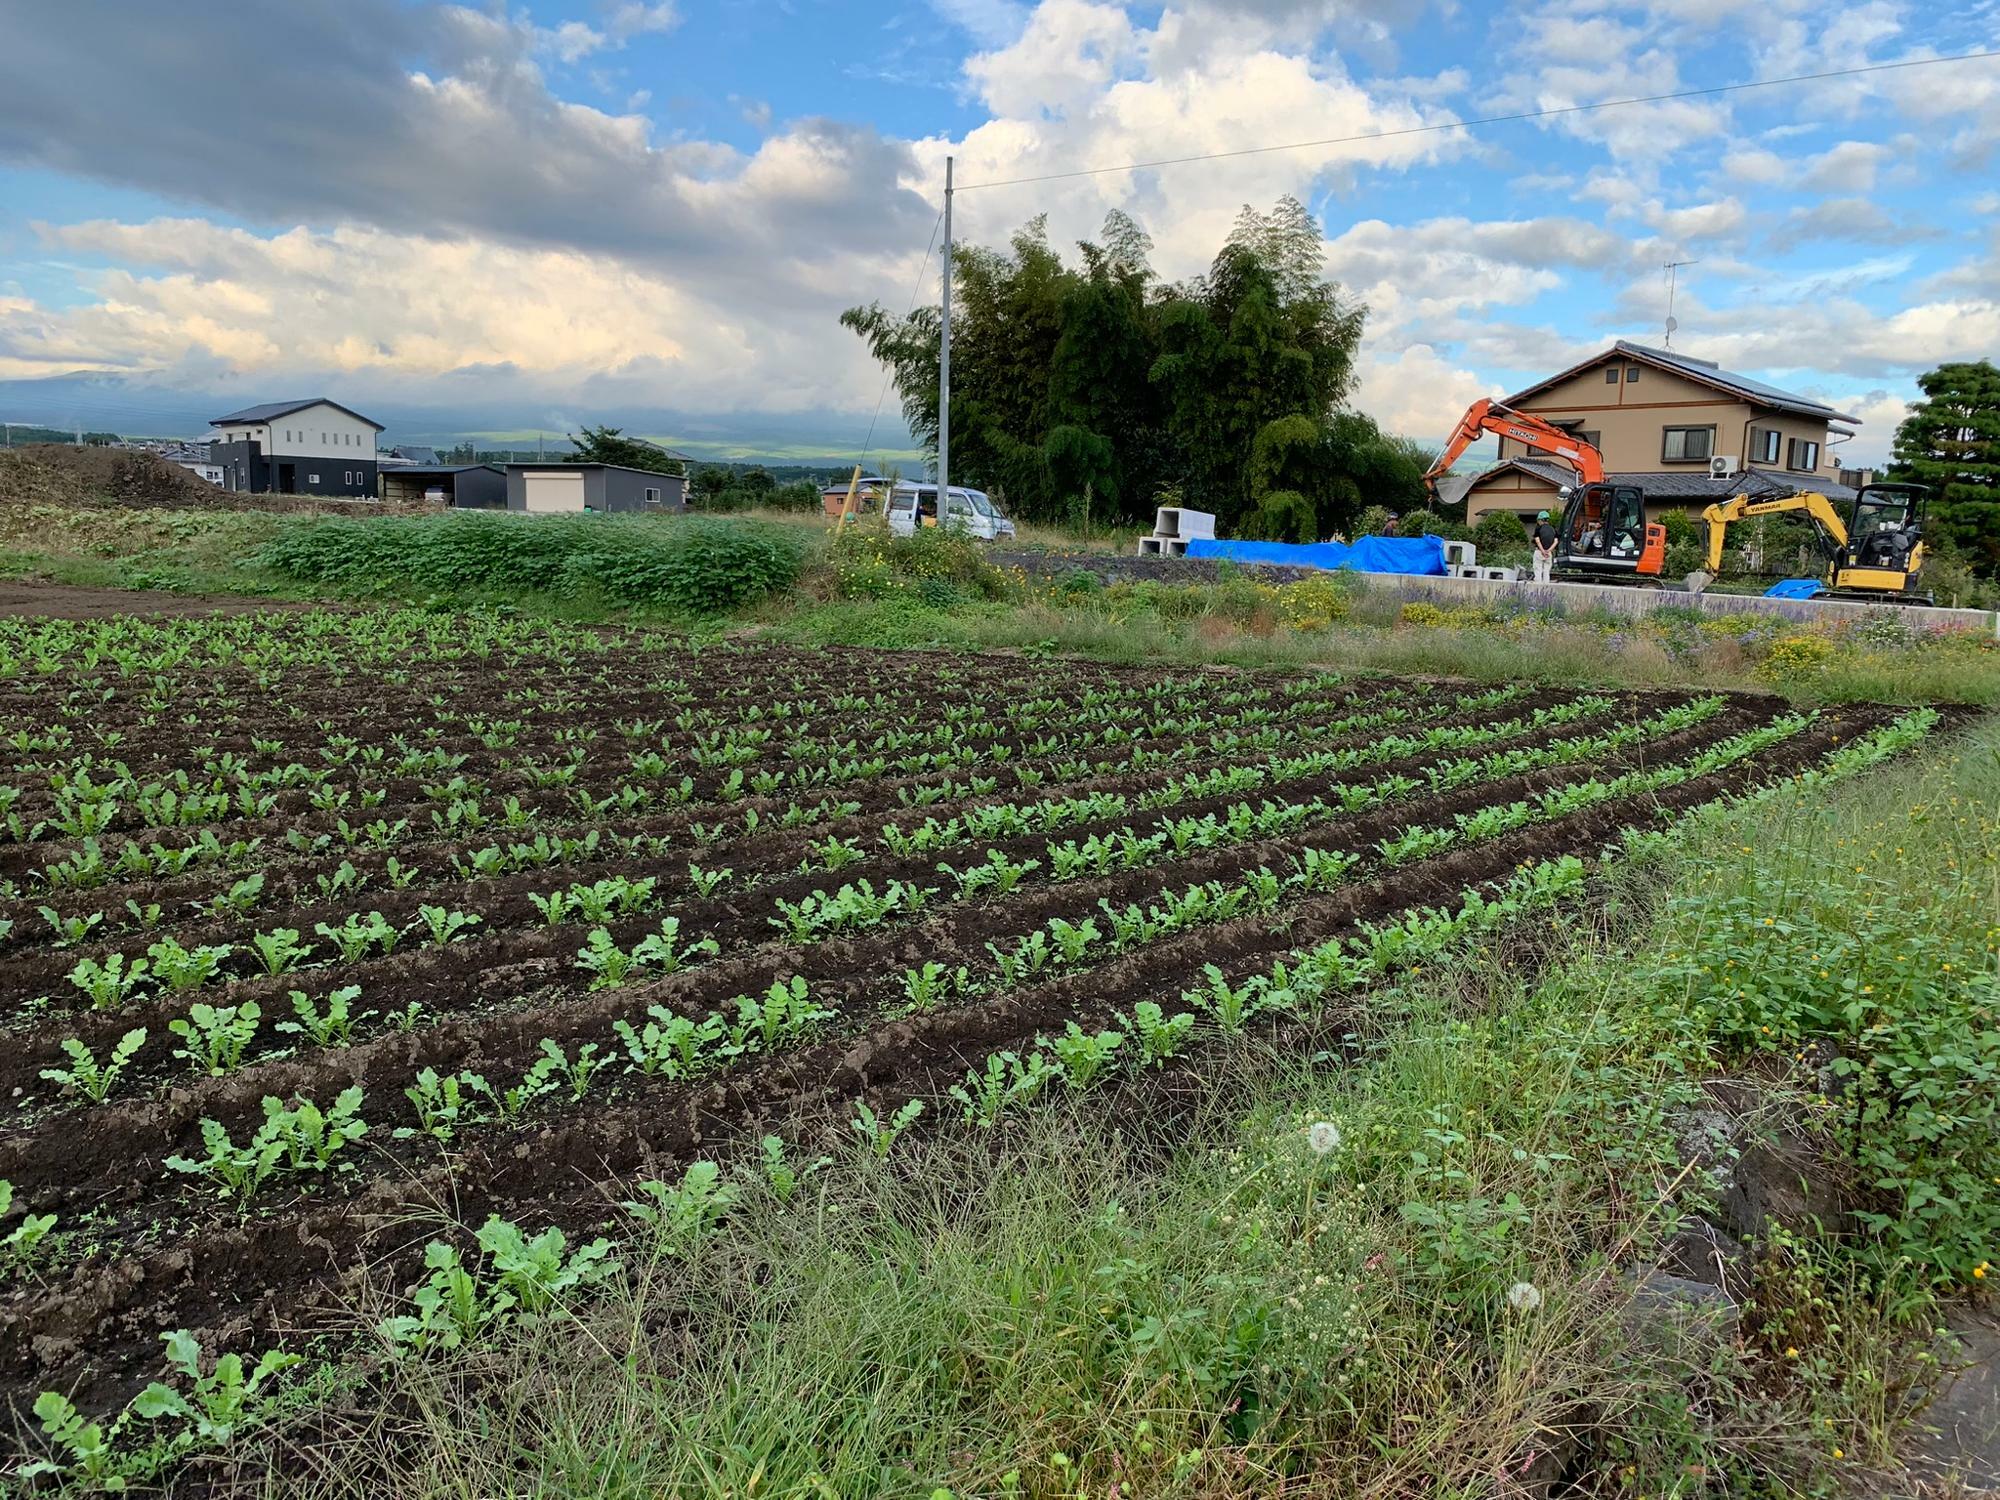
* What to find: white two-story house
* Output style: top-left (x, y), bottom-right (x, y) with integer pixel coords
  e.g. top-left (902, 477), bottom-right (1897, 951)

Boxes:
top-left (208, 399), bottom-right (385, 497)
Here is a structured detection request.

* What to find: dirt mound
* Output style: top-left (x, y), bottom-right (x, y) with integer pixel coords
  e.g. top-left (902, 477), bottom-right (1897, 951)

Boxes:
top-left (0, 445), bottom-right (440, 514)
top-left (0, 443), bottom-right (223, 508)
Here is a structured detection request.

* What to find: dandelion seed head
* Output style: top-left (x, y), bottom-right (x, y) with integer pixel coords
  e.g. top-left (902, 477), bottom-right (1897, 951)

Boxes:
top-left (1307, 1121), bottom-right (1342, 1155)
top-left (1506, 1281), bottom-right (1542, 1312)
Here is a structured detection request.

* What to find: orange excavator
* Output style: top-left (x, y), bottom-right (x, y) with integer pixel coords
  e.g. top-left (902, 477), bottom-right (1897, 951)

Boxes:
top-left (1426, 398), bottom-right (1667, 583)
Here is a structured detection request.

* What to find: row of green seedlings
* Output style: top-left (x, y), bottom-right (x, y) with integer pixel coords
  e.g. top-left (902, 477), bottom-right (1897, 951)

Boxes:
top-left (20, 686), bottom-right (1581, 980)
top-left (805, 709), bottom-right (1820, 1033)
top-left (11, 694), bottom-right (1366, 900)
top-left (32, 702), bottom-right (1766, 1107)
top-left (766, 696), bottom-right (1735, 945)
top-left (870, 692), bottom-right (1680, 861)
top-left (3, 661), bottom-right (1358, 798)
top-left (2, 669), bottom-right (1392, 845)
top-left (83, 708), bottom-right (1805, 1154)
top-left (9, 707), bottom-right (1944, 1488)
top-left (51, 980), bottom-right (831, 1209)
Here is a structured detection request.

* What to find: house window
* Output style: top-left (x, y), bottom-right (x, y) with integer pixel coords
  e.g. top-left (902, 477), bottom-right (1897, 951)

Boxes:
top-left (1786, 438), bottom-right (1821, 472)
top-left (344, 471), bottom-right (352, 484)
top-left (1626, 367), bottom-right (1639, 381)
top-left (644, 486), bottom-right (661, 505)
top-left (1577, 430), bottom-right (1602, 452)
top-left (308, 473), bottom-right (320, 484)
top-left (1753, 429), bottom-right (1782, 464)
top-left (1662, 426), bottom-right (1715, 462)
top-left (1604, 367), bottom-right (1619, 384)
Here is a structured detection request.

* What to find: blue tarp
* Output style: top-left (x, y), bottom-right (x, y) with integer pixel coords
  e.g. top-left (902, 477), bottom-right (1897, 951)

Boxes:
top-left (1764, 578), bottom-right (1829, 599)
top-left (1185, 534), bottom-right (1449, 576)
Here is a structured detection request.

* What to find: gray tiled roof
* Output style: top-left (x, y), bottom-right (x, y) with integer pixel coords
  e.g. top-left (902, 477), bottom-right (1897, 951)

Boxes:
top-left (211, 398), bottom-right (384, 430)
top-left (1614, 342), bottom-right (1854, 421)
top-left (1472, 459), bottom-right (1856, 504)
top-left (1504, 342), bottom-right (1858, 423)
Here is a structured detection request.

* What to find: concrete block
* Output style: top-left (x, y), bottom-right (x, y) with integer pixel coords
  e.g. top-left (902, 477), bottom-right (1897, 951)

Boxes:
top-left (1155, 506), bottom-right (1216, 541)
top-left (1137, 536), bottom-right (1165, 555)
top-left (1480, 566), bottom-right (1520, 582)
top-left (1442, 539), bottom-right (1476, 569)
top-left (1164, 537), bottom-right (1189, 556)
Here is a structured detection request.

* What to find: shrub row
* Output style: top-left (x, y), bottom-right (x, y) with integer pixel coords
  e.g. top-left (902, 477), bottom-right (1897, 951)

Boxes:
top-left (260, 513), bottom-right (807, 612)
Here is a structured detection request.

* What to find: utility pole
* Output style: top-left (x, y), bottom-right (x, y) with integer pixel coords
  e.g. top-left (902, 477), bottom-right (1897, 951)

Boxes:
top-left (1663, 259), bottom-right (1698, 348)
top-left (939, 155), bottom-right (952, 498)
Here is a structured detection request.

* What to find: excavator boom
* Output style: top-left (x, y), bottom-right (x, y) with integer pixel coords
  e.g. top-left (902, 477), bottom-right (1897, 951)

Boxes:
top-left (1424, 398), bottom-right (1606, 489)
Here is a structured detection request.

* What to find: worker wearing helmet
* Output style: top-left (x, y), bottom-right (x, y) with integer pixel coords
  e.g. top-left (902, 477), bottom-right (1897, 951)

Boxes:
top-left (1531, 509), bottom-right (1558, 584)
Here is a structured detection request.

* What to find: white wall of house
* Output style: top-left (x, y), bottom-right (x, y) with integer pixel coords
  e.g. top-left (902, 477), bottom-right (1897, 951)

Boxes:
top-left (213, 403), bottom-right (376, 460)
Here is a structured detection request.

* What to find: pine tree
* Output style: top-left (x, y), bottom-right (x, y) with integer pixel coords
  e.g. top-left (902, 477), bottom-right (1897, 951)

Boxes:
top-left (1887, 361), bottom-right (2000, 571)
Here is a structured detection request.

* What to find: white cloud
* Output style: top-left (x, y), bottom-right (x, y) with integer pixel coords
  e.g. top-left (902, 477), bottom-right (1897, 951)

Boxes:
top-left (606, 1), bottom-right (678, 40)
top-left (0, 220), bottom-right (881, 414)
top-left (1353, 343), bottom-right (1497, 440)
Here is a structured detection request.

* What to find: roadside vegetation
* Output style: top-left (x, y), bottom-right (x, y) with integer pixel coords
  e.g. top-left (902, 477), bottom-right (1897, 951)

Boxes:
top-left (3, 503), bottom-right (1995, 706)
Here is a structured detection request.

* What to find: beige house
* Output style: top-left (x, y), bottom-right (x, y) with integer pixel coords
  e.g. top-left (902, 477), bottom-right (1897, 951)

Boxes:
top-left (1454, 341), bottom-right (1862, 524)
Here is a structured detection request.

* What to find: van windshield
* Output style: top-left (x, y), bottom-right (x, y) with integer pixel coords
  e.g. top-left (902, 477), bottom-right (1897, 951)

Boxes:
top-left (964, 491), bottom-right (998, 518)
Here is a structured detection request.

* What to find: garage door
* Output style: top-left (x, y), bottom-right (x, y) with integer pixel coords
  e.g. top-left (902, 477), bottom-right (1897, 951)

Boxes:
top-left (521, 470), bottom-right (586, 513)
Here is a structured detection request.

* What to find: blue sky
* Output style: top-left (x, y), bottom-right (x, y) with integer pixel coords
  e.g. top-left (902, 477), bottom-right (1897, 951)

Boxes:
top-left (0, 0), bottom-right (1996, 460)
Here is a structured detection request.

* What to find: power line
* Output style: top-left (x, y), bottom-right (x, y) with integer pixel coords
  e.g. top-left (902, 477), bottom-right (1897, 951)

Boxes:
top-left (855, 206), bottom-right (945, 470)
top-left (956, 49), bottom-right (2000, 191)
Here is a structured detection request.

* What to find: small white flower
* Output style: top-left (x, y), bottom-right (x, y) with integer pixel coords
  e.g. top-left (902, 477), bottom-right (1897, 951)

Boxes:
top-left (1506, 1281), bottom-right (1543, 1313)
top-left (1307, 1121), bottom-right (1342, 1155)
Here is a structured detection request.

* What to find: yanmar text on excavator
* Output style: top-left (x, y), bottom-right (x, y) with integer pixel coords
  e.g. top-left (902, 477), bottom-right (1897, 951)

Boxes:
top-left (1425, 399), bottom-right (1668, 584)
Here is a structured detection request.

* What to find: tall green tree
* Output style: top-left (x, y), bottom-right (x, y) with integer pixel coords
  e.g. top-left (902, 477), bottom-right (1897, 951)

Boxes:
top-left (842, 196), bottom-right (1387, 533)
top-left (1886, 360), bottom-right (2000, 571)
top-left (566, 425), bottom-right (685, 476)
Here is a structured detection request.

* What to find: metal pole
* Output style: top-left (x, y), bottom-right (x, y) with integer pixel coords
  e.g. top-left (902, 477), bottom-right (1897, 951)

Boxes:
top-left (939, 155), bottom-right (952, 497)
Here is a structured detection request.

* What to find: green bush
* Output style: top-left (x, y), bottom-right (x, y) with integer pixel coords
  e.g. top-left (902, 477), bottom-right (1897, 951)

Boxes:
top-left (1471, 510), bottom-right (1530, 559)
top-left (1395, 507), bottom-right (1466, 541)
top-left (260, 513), bottom-right (806, 612)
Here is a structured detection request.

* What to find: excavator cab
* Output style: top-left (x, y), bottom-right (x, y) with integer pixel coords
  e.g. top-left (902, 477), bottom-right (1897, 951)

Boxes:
top-left (1830, 482), bottom-right (1930, 599)
top-left (1554, 482), bottom-right (1667, 581)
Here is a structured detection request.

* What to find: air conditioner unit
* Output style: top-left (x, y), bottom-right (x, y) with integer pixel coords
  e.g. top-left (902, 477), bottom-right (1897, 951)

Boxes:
top-left (1709, 455), bottom-right (1741, 480)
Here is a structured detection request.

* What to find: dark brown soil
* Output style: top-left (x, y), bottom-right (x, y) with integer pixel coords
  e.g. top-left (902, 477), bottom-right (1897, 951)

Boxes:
top-left (0, 581), bottom-right (312, 620)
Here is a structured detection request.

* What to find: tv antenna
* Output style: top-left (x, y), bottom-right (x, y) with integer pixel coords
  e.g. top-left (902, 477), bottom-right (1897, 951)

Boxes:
top-left (1663, 259), bottom-right (1699, 348)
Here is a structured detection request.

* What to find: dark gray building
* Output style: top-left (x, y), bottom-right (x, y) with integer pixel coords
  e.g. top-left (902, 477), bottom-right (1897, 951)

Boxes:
top-left (505, 463), bottom-right (688, 513)
top-left (381, 464), bottom-right (507, 509)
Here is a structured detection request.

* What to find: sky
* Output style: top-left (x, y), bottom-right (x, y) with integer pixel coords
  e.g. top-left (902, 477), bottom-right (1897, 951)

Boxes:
top-left (0, 0), bottom-right (1996, 463)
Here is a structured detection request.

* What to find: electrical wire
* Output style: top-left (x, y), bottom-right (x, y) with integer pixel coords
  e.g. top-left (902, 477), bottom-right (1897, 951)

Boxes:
top-left (955, 49), bottom-right (2000, 191)
top-left (854, 206), bottom-right (945, 473)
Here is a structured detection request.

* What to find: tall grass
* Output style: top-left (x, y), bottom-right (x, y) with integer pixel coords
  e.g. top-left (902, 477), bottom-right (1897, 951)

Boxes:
top-left (260, 512), bottom-right (810, 612)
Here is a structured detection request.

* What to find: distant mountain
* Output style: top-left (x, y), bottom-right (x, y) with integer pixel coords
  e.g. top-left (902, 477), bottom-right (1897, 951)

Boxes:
top-left (0, 372), bottom-right (920, 467)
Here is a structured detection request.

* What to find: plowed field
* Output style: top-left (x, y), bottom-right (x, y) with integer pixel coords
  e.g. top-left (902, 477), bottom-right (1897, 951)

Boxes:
top-left (0, 608), bottom-right (1943, 1465)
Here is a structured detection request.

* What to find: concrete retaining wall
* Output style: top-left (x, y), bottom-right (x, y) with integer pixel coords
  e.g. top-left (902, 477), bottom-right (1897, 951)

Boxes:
top-left (990, 550), bottom-right (1999, 635)
top-left (1355, 570), bottom-right (1998, 634)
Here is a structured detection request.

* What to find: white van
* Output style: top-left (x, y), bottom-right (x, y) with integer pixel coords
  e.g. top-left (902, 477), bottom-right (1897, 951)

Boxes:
top-left (885, 483), bottom-right (1016, 542)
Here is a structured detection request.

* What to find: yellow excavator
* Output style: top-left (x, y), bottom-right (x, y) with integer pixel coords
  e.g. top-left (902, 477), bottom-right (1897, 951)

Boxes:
top-left (1698, 482), bottom-right (1933, 603)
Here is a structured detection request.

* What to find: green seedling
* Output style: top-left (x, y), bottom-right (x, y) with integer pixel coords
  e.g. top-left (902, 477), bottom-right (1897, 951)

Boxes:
top-left (0, 1179), bottom-right (57, 1269)
top-left (278, 986), bottom-right (365, 1048)
top-left (623, 1161), bottom-right (741, 1255)
top-left (41, 1028), bottom-right (147, 1101)
top-left (65, 952), bottom-right (149, 1009)
top-left (249, 927), bottom-right (313, 977)
top-left (147, 937), bottom-right (233, 992)
top-left (167, 1001), bottom-right (261, 1076)
top-left (849, 1099), bottom-right (923, 1159)
top-left (756, 1135), bottom-right (831, 1204)
top-left (132, 1330), bottom-right (302, 1445)
top-left (474, 1214), bottom-right (617, 1316)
